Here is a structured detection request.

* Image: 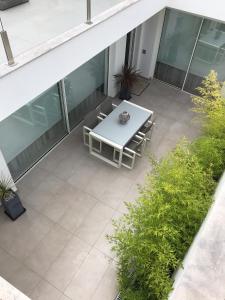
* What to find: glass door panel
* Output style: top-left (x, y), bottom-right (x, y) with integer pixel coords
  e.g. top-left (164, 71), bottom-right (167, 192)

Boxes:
top-left (65, 50), bottom-right (108, 129)
top-left (155, 9), bottom-right (202, 88)
top-left (184, 19), bottom-right (225, 93)
top-left (0, 85), bottom-right (67, 180)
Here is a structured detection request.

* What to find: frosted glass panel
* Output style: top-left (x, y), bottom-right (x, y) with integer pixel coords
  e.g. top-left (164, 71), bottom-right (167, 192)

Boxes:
top-left (184, 19), bottom-right (225, 93)
top-left (155, 9), bottom-right (202, 88)
top-left (65, 50), bottom-right (107, 129)
top-left (0, 85), bottom-right (66, 180)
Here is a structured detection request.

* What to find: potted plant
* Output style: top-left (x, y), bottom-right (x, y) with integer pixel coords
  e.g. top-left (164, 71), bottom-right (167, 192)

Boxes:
top-left (0, 177), bottom-right (26, 220)
top-left (114, 65), bottom-right (140, 100)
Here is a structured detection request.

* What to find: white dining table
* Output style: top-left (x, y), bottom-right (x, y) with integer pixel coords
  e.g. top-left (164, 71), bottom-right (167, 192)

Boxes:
top-left (89, 100), bottom-right (153, 168)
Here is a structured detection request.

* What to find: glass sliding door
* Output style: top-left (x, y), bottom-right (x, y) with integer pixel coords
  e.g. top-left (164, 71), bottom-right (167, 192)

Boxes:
top-left (0, 85), bottom-right (67, 180)
top-left (65, 50), bottom-right (108, 129)
top-left (155, 9), bottom-right (202, 88)
top-left (184, 20), bottom-right (225, 93)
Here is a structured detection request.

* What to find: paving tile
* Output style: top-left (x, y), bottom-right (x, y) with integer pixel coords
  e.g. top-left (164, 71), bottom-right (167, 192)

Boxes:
top-left (0, 248), bottom-right (21, 281)
top-left (24, 225), bottom-right (71, 277)
top-left (37, 174), bottom-right (65, 195)
top-left (64, 248), bottom-right (111, 300)
top-left (59, 295), bottom-right (72, 300)
top-left (98, 175), bottom-right (133, 210)
top-left (23, 187), bottom-right (55, 212)
top-left (0, 207), bottom-right (53, 261)
top-left (75, 202), bottom-right (115, 246)
top-left (94, 221), bottom-right (115, 259)
top-left (54, 149), bottom-right (84, 181)
top-left (17, 166), bottom-right (49, 192)
top-left (67, 160), bottom-right (99, 190)
top-left (42, 195), bottom-right (69, 223)
top-left (45, 236), bottom-right (91, 292)
top-left (9, 265), bottom-right (41, 297)
top-left (85, 167), bottom-right (117, 199)
top-left (91, 262), bottom-right (118, 300)
top-left (58, 190), bottom-right (97, 232)
top-left (31, 280), bottom-right (63, 300)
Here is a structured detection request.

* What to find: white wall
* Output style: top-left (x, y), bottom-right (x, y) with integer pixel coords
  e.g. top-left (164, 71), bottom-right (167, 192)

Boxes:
top-left (0, 150), bottom-right (16, 191)
top-left (169, 172), bottom-right (225, 299)
top-left (108, 35), bottom-right (127, 97)
top-left (133, 10), bottom-right (165, 78)
top-left (0, 0), bottom-right (168, 122)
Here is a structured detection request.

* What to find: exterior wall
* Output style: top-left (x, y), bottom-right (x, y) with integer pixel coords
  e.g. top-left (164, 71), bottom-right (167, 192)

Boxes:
top-left (1, 0), bottom-right (225, 122)
top-left (0, 0), bottom-right (168, 122)
top-left (133, 10), bottom-right (165, 78)
top-left (170, 172), bottom-right (225, 299)
top-left (0, 150), bottom-right (16, 191)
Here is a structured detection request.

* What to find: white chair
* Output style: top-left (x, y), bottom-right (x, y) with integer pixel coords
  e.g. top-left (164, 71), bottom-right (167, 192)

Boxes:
top-left (83, 110), bottom-right (103, 152)
top-left (138, 117), bottom-right (155, 141)
top-left (113, 135), bottom-right (146, 169)
top-left (98, 98), bottom-right (117, 119)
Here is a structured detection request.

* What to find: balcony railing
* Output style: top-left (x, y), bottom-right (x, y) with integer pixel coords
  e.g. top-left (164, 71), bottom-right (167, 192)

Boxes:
top-left (0, 0), bottom-right (126, 67)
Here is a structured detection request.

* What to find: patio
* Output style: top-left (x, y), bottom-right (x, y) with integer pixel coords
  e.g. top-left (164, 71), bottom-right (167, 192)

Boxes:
top-left (0, 79), bottom-right (200, 300)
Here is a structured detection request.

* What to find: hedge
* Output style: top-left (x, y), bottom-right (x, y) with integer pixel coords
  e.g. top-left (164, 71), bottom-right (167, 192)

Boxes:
top-left (109, 71), bottom-right (225, 300)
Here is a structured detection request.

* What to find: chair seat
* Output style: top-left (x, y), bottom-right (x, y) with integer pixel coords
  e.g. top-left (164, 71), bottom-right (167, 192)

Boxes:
top-left (83, 110), bottom-right (99, 129)
top-left (126, 139), bottom-right (142, 152)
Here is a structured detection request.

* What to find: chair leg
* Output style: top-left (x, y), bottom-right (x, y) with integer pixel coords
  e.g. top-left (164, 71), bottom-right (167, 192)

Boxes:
top-left (113, 148), bottom-right (119, 162)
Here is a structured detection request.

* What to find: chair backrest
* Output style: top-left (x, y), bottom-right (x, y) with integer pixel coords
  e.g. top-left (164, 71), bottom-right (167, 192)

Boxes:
top-left (83, 110), bottom-right (98, 129)
top-left (126, 136), bottom-right (144, 152)
top-left (100, 98), bottom-right (113, 115)
top-left (143, 117), bottom-right (155, 134)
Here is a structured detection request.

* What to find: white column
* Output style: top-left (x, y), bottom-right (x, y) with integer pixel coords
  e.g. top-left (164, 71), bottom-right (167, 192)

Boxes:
top-left (0, 149), bottom-right (16, 191)
top-left (107, 35), bottom-right (127, 97)
top-left (133, 9), bottom-right (165, 78)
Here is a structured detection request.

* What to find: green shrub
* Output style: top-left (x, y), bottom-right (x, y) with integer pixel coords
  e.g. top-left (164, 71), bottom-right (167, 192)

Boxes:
top-left (109, 71), bottom-right (225, 300)
top-left (191, 136), bottom-right (225, 180)
top-left (192, 70), bottom-right (225, 139)
top-left (110, 141), bottom-right (214, 300)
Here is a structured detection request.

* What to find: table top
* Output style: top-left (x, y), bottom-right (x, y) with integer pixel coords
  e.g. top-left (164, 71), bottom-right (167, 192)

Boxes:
top-left (91, 100), bottom-right (153, 148)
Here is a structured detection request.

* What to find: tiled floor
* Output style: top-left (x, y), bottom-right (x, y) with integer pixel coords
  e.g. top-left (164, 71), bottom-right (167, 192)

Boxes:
top-left (0, 80), bottom-right (200, 300)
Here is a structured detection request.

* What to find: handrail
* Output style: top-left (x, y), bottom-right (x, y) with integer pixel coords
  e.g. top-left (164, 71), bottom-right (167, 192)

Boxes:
top-left (86, 0), bottom-right (93, 25)
top-left (0, 17), bottom-right (15, 66)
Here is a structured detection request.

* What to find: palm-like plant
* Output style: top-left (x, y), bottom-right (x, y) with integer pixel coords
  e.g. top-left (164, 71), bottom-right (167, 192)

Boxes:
top-left (114, 65), bottom-right (140, 100)
top-left (0, 177), bottom-right (13, 201)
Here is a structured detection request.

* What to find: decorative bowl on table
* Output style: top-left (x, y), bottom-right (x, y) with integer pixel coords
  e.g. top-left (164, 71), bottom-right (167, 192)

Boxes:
top-left (119, 111), bottom-right (130, 125)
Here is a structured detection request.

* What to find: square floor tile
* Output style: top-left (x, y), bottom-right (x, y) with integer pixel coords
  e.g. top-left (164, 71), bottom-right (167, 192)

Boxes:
top-left (64, 248), bottom-right (110, 300)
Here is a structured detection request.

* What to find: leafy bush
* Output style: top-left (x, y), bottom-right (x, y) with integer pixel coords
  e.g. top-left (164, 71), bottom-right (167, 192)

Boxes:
top-left (191, 137), bottom-right (225, 180)
top-left (193, 70), bottom-right (225, 139)
top-left (192, 70), bottom-right (225, 180)
top-left (110, 142), bottom-right (214, 300)
top-left (109, 71), bottom-right (225, 300)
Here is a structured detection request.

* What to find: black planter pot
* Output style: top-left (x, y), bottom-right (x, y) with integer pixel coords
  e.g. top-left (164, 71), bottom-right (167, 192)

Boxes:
top-left (0, 0), bottom-right (29, 10)
top-left (1, 191), bottom-right (26, 221)
top-left (119, 86), bottom-right (131, 100)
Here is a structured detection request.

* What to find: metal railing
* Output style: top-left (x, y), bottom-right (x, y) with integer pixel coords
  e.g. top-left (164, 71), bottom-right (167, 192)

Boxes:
top-left (0, 17), bottom-right (15, 66)
top-left (86, 0), bottom-right (93, 25)
top-left (0, 0), bottom-right (93, 66)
